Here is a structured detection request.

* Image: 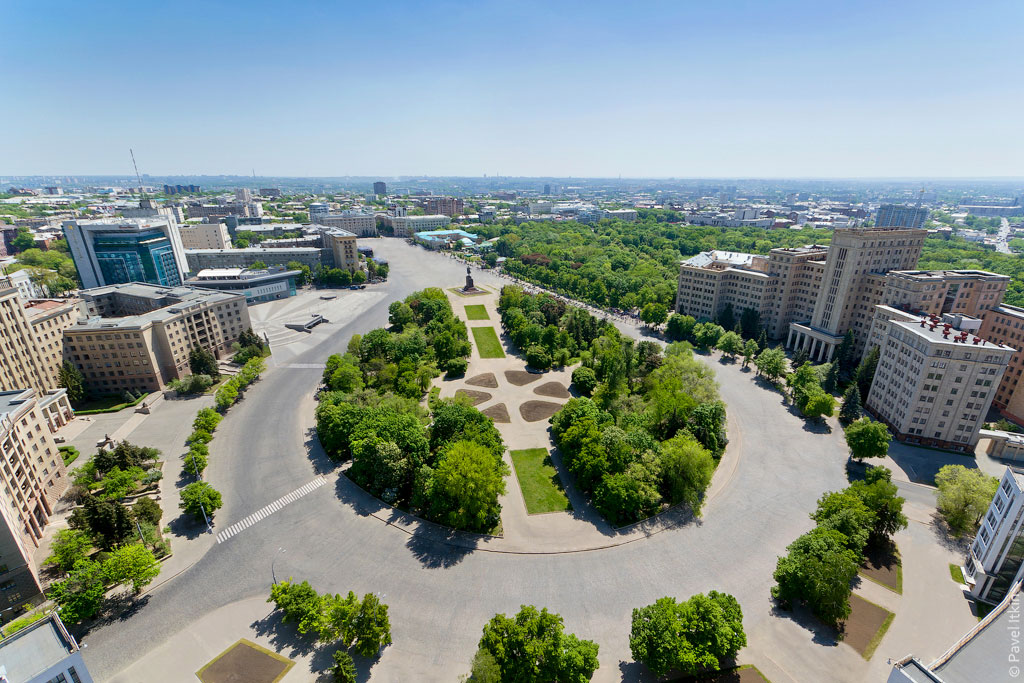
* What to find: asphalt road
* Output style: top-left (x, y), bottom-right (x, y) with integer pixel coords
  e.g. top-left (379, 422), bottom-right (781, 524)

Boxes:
top-left (81, 240), bottom-right (856, 681)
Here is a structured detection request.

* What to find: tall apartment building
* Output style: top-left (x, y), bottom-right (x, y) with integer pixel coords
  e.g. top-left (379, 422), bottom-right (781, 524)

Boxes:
top-left (178, 222), bottom-right (231, 250)
top-left (62, 218), bottom-right (187, 289)
top-left (864, 270), bottom-right (1009, 352)
top-left (0, 388), bottom-right (70, 608)
top-left (317, 211), bottom-right (377, 237)
top-left (373, 181), bottom-right (387, 195)
top-left (320, 227), bottom-right (359, 271)
top-left (424, 196), bottom-right (464, 217)
top-left (0, 285), bottom-right (81, 396)
top-left (235, 188), bottom-right (252, 204)
top-left (979, 304), bottom-right (1024, 423)
top-left (865, 313), bottom-right (1014, 451)
top-left (186, 202), bottom-right (261, 221)
top-left (875, 204), bottom-right (929, 229)
top-left (390, 214), bottom-right (451, 237)
top-left (964, 467), bottom-right (1024, 605)
top-left (788, 227), bottom-right (926, 361)
top-left (64, 284), bottom-right (251, 394)
top-left (674, 245), bottom-right (830, 340)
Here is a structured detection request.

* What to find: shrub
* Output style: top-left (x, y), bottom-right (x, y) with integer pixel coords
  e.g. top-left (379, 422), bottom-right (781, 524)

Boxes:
top-left (445, 357), bottom-right (468, 376)
top-left (168, 374), bottom-right (215, 394)
top-left (132, 497), bottom-right (162, 526)
top-left (571, 366), bottom-right (598, 396)
top-left (179, 482), bottom-right (222, 521)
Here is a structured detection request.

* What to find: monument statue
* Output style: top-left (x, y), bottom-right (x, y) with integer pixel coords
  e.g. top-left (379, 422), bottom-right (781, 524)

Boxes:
top-left (464, 266), bottom-right (475, 292)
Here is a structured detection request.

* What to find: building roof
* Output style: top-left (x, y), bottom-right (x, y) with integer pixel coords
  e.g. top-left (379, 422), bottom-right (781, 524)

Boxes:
top-left (683, 250), bottom-right (756, 268)
top-left (69, 283), bottom-right (241, 330)
top-left (184, 247), bottom-right (322, 254)
top-left (890, 317), bottom-right (1015, 351)
top-left (63, 217), bottom-right (171, 230)
top-left (0, 613), bottom-right (79, 683)
top-left (414, 229), bottom-right (479, 240)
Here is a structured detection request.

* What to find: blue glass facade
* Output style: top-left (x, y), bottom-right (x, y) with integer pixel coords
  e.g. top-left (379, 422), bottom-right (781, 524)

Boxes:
top-left (92, 231), bottom-right (182, 287)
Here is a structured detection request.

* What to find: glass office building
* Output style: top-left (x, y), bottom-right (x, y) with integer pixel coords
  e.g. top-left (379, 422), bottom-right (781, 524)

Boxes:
top-left (91, 231), bottom-right (182, 287)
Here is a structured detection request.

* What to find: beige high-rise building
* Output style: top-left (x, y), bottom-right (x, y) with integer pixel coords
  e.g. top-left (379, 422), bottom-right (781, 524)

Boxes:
top-left (178, 222), bottom-right (231, 250)
top-left (0, 285), bottom-right (80, 396)
top-left (978, 305), bottom-right (1024, 424)
top-left (866, 313), bottom-right (1015, 451)
top-left (788, 227), bottom-right (926, 361)
top-left (320, 227), bottom-right (359, 271)
top-left (318, 212), bottom-right (377, 237)
top-left (64, 284), bottom-right (251, 395)
top-left (0, 388), bottom-right (70, 607)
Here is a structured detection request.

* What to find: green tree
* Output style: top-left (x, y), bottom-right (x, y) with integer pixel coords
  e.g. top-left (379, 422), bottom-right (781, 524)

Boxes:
top-left (849, 466), bottom-right (908, 543)
top-left (45, 529), bottom-right (92, 572)
top-left (571, 366), bottom-right (598, 396)
top-left (47, 559), bottom-right (105, 623)
top-left (629, 592), bottom-right (746, 677)
top-left (423, 441), bottom-right (508, 532)
top-left (132, 496), bottom-right (163, 527)
top-left (935, 465), bottom-right (1000, 535)
top-left (526, 344), bottom-right (552, 370)
top-left (249, 260), bottom-right (268, 269)
top-left (771, 527), bottom-right (859, 626)
top-left (352, 270), bottom-right (367, 284)
top-left (844, 418), bottom-right (890, 461)
top-left (666, 313), bottom-right (696, 342)
top-left (693, 322), bottom-right (725, 350)
top-left (822, 362), bottom-right (840, 394)
top-left (854, 346), bottom-right (880, 402)
top-left (179, 482), bottom-right (223, 521)
top-left (388, 301), bottom-right (415, 330)
top-left (68, 495), bottom-right (135, 549)
top-left (268, 580), bottom-right (324, 638)
top-left (58, 361), bottom-right (87, 404)
top-left (11, 227), bottom-right (35, 252)
top-left (332, 650), bottom-right (357, 683)
top-left (349, 592), bottom-right (393, 657)
top-left (640, 302), bottom-right (668, 328)
top-left (469, 649), bottom-right (502, 683)
top-left (193, 407), bottom-right (223, 433)
top-left (754, 347), bottom-right (787, 382)
top-left (741, 339), bottom-right (759, 368)
top-left (102, 544), bottom-right (160, 593)
top-left (839, 383), bottom-right (863, 426)
top-left (757, 328), bottom-right (768, 352)
top-left (717, 302), bottom-right (736, 331)
top-left (801, 390), bottom-right (835, 420)
top-left (477, 605), bottom-right (600, 682)
top-left (739, 307), bottom-right (760, 339)
top-left (715, 331), bottom-right (743, 359)
top-left (834, 330), bottom-right (857, 380)
top-left (811, 490), bottom-right (875, 555)
top-left (658, 434), bottom-right (714, 515)
top-left (189, 346), bottom-right (220, 378)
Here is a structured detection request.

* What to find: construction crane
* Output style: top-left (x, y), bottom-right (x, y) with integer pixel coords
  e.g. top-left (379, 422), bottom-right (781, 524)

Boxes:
top-left (130, 148), bottom-right (146, 199)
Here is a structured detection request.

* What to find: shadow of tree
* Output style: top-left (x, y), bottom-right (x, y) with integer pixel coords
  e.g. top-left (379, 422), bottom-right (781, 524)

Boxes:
top-left (304, 427), bottom-right (341, 477)
top-left (929, 511), bottom-right (972, 554)
top-left (769, 600), bottom-right (840, 647)
top-left (168, 512), bottom-right (210, 540)
top-left (405, 531), bottom-right (477, 569)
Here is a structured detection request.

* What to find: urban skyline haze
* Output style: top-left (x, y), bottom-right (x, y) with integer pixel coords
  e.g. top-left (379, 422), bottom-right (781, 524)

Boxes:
top-left (4, 0), bottom-right (1023, 178)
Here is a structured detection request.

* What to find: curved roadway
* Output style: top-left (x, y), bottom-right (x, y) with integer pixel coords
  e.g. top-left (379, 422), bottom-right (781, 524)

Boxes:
top-left (83, 241), bottom-right (853, 681)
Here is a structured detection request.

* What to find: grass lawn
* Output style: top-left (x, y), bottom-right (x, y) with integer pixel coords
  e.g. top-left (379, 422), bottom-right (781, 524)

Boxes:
top-left (471, 326), bottom-right (506, 358)
top-left (59, 446), bottom-right (80, 466)
top-left (464, 304), bottom-right (490, 320)
top-left (510, 449), bottom-right (572, 514)
top-left (949, 563), bottom-right (967, 585)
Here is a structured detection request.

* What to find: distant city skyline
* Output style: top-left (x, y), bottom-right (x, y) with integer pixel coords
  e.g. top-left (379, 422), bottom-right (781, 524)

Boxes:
top-left (5, 0), bottom-right (1023, 178)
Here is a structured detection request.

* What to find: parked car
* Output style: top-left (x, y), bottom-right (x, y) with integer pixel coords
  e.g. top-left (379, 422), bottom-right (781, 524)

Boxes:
top-left (349, 285), bottom-right (360, 290)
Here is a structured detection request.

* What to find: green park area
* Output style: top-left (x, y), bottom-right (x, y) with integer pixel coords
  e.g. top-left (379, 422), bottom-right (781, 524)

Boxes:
top-left (465, 304), bottom-right (490, 320)
top-left (471, 326), bottom-right (506, 358)
top-left (510, 448), bottom-right (572, 514)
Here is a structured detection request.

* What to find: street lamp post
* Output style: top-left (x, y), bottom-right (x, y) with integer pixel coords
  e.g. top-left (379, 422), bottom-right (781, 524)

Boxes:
top-left (187, 451), bottom-right (213, 533)
top-left (271, 547), bottom-right (286, 585)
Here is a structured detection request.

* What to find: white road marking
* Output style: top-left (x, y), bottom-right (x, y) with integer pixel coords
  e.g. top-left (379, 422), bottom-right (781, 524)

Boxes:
top-left (216, 476), bottom-right (327, 543)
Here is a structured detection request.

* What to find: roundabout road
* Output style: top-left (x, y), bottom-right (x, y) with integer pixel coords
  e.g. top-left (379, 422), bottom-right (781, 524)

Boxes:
top-left (83, 241), bottom-right (857, 682)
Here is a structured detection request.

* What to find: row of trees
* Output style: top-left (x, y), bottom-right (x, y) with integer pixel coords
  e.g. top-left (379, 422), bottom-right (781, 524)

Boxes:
top-left (772, 466), bottom-right (907, 626)
top-left (497, 286), bottom-right (612, 369)
top-left (553, 340), bottom-right (725, 526)
top-left (316, 390), bottom-right (508, 533)
top-left (214, 356), bottom-right (267, 411)
top-left (268, 579), bottom-right (392, 681)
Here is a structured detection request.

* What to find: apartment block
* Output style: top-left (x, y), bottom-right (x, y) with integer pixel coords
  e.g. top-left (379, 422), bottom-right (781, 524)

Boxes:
top-left (63, 284), bottom-right (251, 394)
top-left (964, 467), bottom-right (1024, 605)
top-left (866, 313), bottom-right (1014, 451)
top-left (874, 204), bottom-right (929, 229)
top-left (320, 227), bottom-right (359, 270)
top-left (423, 196), bottom-right (464, 217)
top-left (317, 211), bottom-right (378, 237)
top-left (390, 214), bottom-right (451, 237)
top-left (978, 304), bottom-right (1024, 423)
top-left (0, 286), bottom-right (81, 396)
top-left (0, 388), bottom-right (70, 608)
top-left (62, 218), bottom-right (187, 289)
top-left (373, 181), bottom-right (386, 196)
top-left (178, 222), bottom-right (231, 250)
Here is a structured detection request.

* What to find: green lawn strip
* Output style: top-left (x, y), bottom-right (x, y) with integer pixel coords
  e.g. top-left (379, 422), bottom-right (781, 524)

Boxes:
top-left (949, 563), bottom-right (966, 585)
top-left (471, 326), bottom-right (506, 358)
top-left (75, 392), bottom-right (149, 415)
top-left (510, 449), bottom-right (572, 514)
top-left (862, 610), bottom-right (896, 661)
top-left (58, 446), bottom-right (80, 466)
top-left (464, 304), bottom-right (490, 320)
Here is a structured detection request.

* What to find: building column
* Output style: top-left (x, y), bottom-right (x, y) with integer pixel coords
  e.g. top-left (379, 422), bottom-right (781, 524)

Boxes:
top-left (826, 343), bottom-right (836, 362)
top-left (787, 327), bottom-right (794, 348)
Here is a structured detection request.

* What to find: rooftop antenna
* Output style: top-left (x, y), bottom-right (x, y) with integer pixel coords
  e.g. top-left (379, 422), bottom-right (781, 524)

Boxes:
top-left (916, 188), bottom-right (924, 208)
top-left (130, 148), bottom-right (146, 199)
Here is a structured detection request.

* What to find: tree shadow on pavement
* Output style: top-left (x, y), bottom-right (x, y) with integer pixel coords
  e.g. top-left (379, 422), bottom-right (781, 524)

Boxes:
top-left (405, 530), bottom-right (477, 569)
top-left (929, 511), bottom-right (971, 554)
top-left (304, 427), bottom-right (341, 477)
top-left (769, 602), bottom-right (840, 647)
top-left (618, 660), bottom-right (657, 682)
top-left (250, 609), bottom-right (318, 658)
top-left (168, 512), bottom-right (209, 540)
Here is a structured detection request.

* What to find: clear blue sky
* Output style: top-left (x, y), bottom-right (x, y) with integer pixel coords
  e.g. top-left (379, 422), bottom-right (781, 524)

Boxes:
top-left (4, 0), bottom-right (1022, 178)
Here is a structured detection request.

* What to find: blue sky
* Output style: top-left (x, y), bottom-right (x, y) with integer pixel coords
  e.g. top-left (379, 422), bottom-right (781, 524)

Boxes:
top-left (3, 0), bottom-right (1022, 177)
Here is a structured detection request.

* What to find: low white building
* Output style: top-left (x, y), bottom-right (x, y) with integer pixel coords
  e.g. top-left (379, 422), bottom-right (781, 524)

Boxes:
top-left (391, 214), bottom-right (451, 238)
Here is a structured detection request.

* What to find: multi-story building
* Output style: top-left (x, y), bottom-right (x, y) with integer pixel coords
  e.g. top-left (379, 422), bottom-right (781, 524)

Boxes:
top-left (320, 227), bottom-right (359, 270)
top-left (62, 218), bottom-right (187, 289)
top-left (423, 196), bottom-right (464, 217)
top-left (186, 266), bottom-right (299, 303)
top-left (605, 209), bottom-right (639, 222)
top-left (0, 612), bottom-right (94, 681)
top-left (163, 184), bottom-right (199, 195)
top-left (2, 269), bottom-right (40, 300)
top-left (259, 188), bottom-right (282, 198)
top-left (788, 227), bottom-right (926, 361)
top-left (373, 181), bottom-right (387, 196)
top-left (674, 245), bottom-right (829, 339)
top-left (318, 211), bottom-right (377, 237)
top-left (178, 222), bottom-right (231, 250)
top-left (963, 467), bottom-right (1024, 605)
top-left (864, 270), bottom-right (1010, 353)
top-left (63, 284), bottom-right (251, 394)
top-left (390, 214), bottom-right (451, 237)
top-left (121, 198), bottom-right (182, 225)
top-left (979, 304), bottom-right (1024, 424)
top-left (185, 247), bottom-right (325, 272)
top-left (185, 202), bottom-right (257, 221)
top-left (0, 388), bottom-right (70, 608)
top-left (235, 188), bottom-right (252, 204)
top-left (0, 285), bottom-right (81, 396)
top-left (865, 313), bottom-right (1014, 451)
top-left (874, 204), bottom-right (929, 229)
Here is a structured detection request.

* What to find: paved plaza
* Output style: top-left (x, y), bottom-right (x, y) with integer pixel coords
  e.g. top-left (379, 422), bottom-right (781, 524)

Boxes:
top-left (77, 239), bottom-right (984, 682)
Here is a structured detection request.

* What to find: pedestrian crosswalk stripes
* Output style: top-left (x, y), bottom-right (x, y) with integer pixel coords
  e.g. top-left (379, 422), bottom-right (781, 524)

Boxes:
top-left (216, 476), bottom-right (327, 543)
